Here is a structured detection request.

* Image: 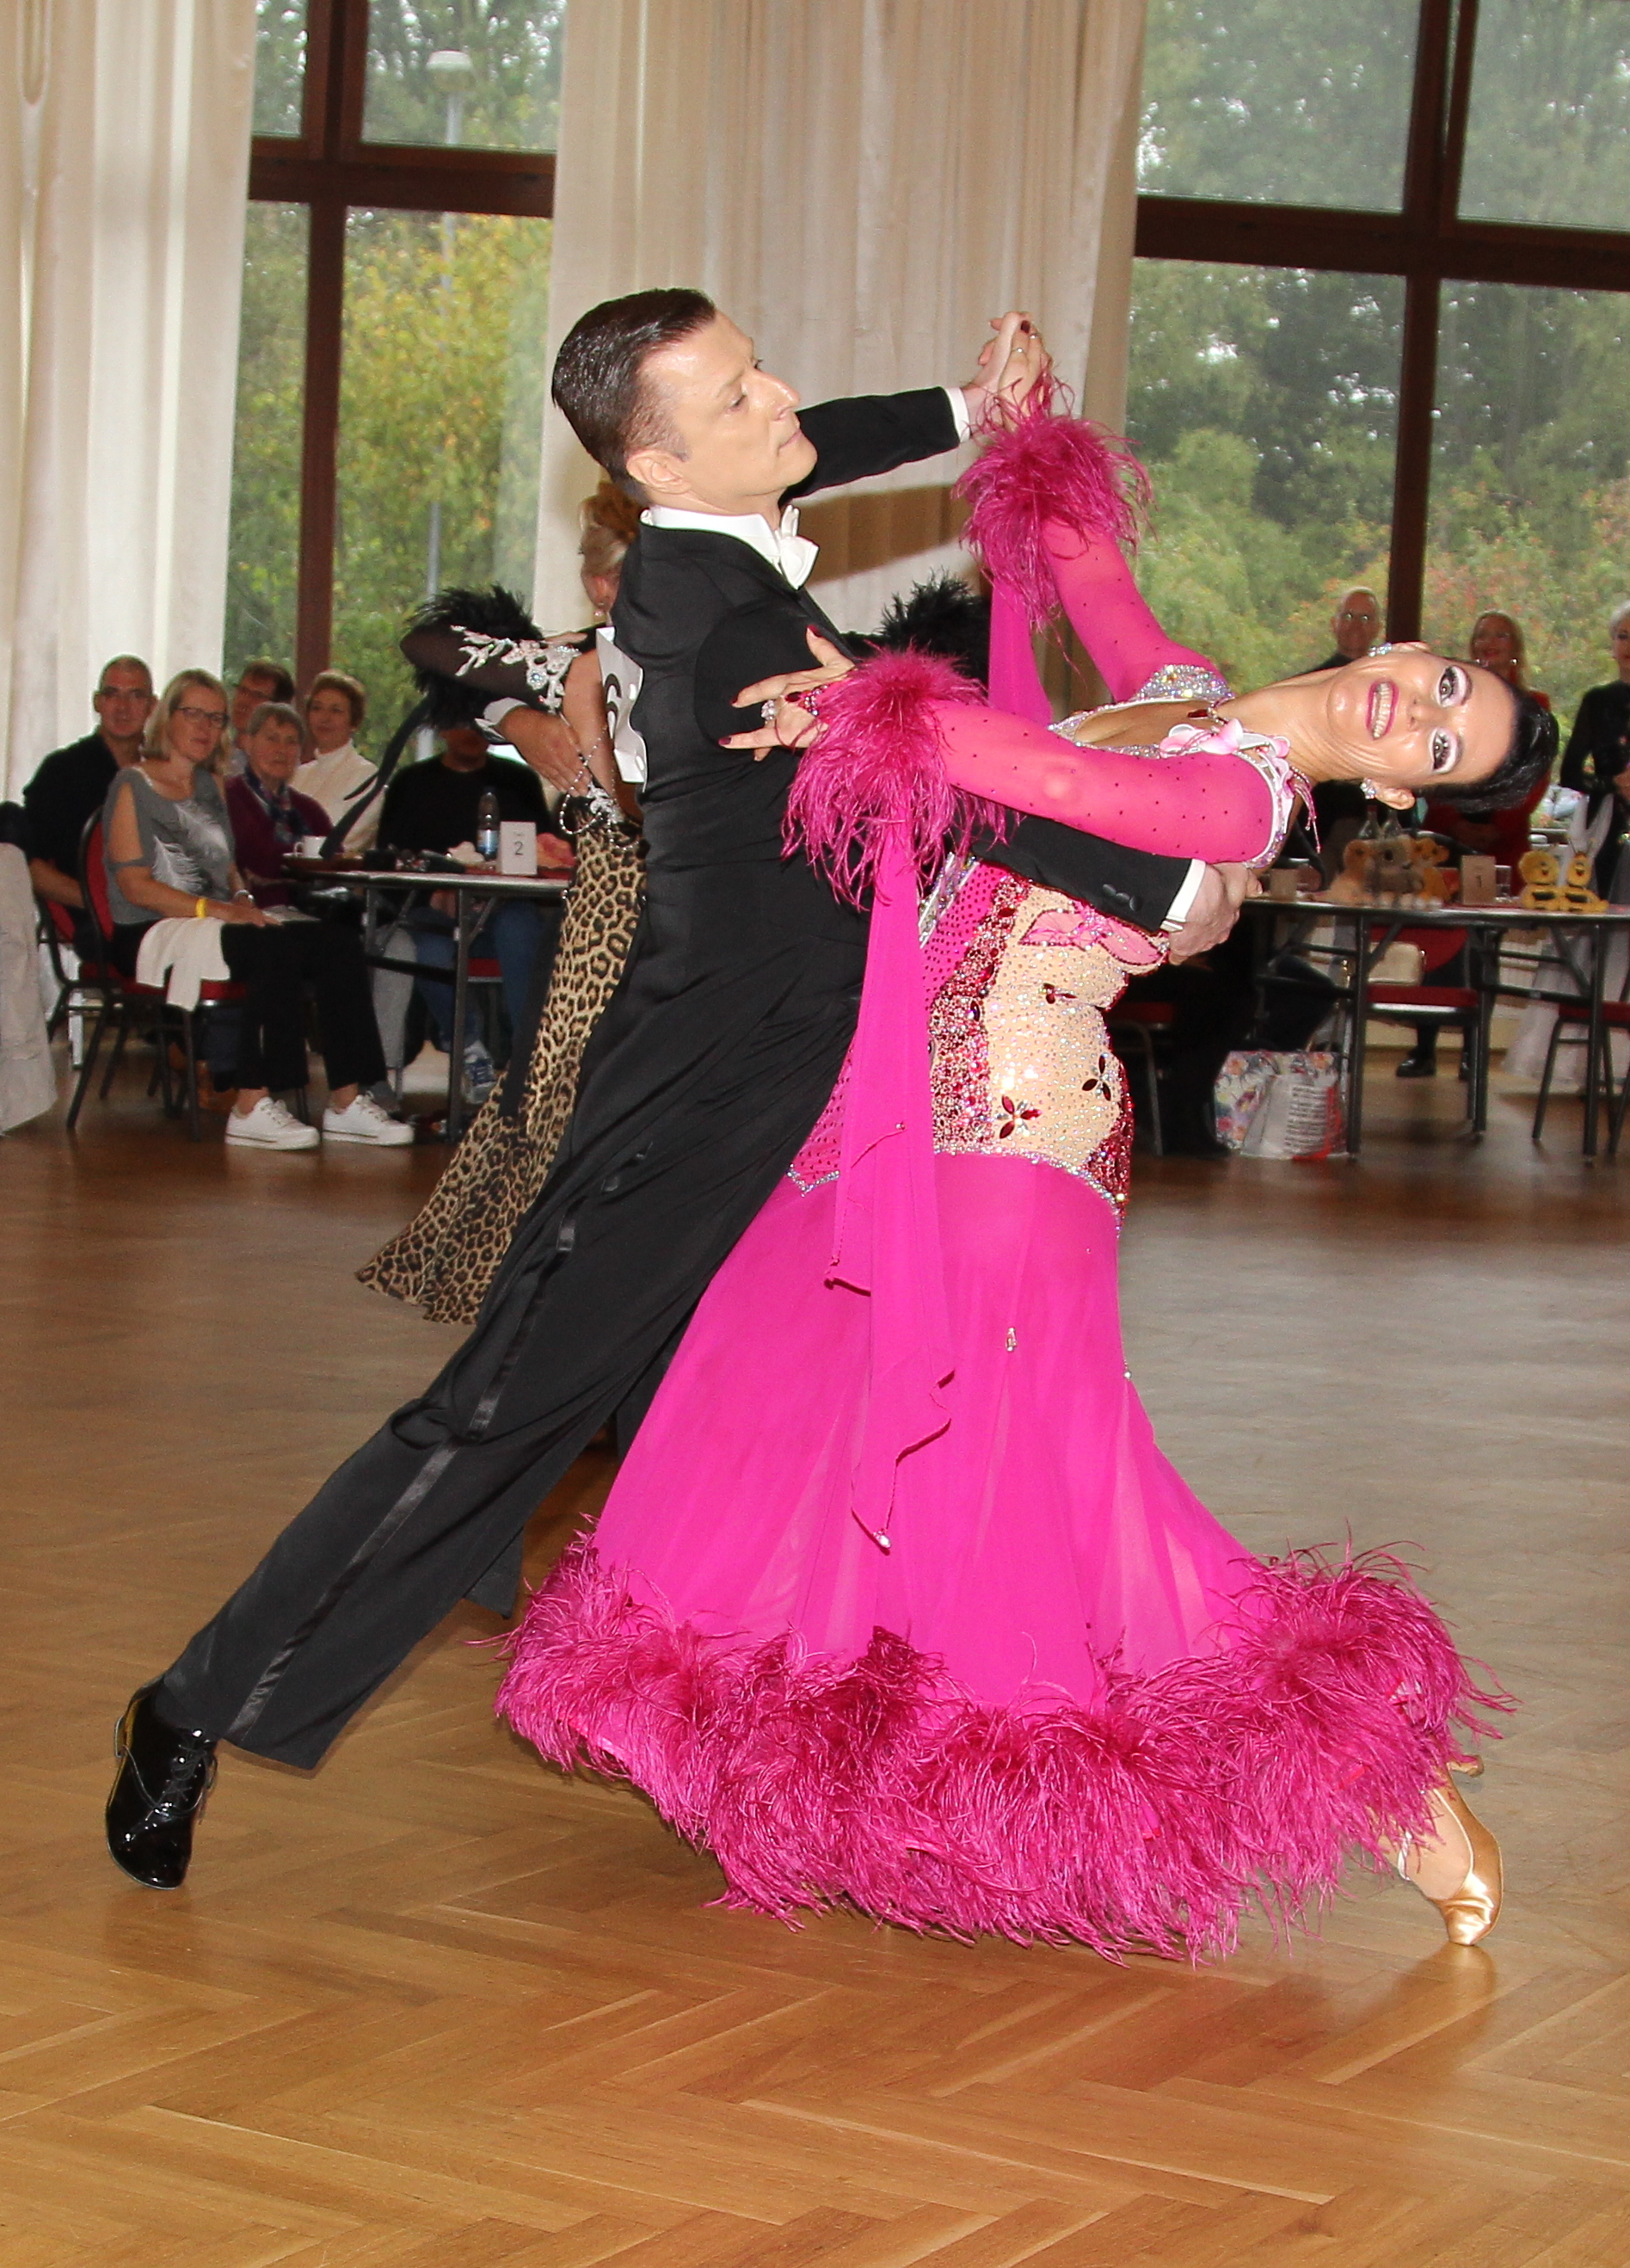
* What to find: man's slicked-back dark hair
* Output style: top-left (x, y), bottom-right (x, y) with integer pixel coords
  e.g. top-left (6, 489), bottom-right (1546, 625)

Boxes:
top-left (551, 287), bottom-right (717, 497)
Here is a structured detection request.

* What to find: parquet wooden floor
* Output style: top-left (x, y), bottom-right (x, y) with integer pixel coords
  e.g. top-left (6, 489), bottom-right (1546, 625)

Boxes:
top-left (3, 1054), bottom-right (1626, 2266)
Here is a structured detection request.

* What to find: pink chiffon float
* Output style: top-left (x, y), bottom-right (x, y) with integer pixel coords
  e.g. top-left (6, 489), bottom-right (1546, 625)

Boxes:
top-left (497, 413), bottom-right (1502, 1958)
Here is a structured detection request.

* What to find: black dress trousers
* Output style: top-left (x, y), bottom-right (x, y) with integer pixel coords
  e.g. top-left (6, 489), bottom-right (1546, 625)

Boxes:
top-left (160, 869), bottom-right (867, 1766)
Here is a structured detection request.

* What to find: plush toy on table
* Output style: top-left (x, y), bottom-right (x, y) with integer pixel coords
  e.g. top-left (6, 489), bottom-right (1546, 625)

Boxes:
top-left (1516, 848), bottom-right (1565, 911)
top-left (1412, 835), bottom-right (1460, 903)
top-left (1559, 851), bottom-right (1608, 915)
top-left (1325, 838), bottom-right (1376, 904)
top-left (1369, 835), bottom-right (1423, 906)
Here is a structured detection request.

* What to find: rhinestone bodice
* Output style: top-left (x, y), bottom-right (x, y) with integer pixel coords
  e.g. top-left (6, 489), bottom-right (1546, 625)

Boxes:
top-left (790, 857), bottom-right (1166, 1212)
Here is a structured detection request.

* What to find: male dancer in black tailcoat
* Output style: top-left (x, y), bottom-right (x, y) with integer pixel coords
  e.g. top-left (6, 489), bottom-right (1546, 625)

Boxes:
top-left (108, 291), bottom-right (1241, 1887)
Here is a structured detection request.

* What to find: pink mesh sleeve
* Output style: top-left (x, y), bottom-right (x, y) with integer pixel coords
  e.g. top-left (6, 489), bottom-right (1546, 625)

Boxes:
top-left (1040, 521), bottom-right (1213, 703)
top-left (931, 702), bottom-right (1279, 863)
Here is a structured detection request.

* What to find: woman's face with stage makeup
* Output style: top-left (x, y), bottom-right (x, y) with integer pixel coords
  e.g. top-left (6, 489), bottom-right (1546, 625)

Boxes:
top-left (630, 315), bottom-right (818, 515)
top-left (1319, 644), bottom-right (1515, 804)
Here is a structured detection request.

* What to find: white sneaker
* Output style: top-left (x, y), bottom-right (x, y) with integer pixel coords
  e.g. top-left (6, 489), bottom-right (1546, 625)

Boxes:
top-left (225, 1095), bottom-right (319, 1150)
top-left (322, 1091), bottom-right (415, 1147)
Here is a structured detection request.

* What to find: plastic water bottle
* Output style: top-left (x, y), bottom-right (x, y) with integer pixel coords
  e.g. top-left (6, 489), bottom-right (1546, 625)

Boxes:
top-left (476, 787), bottom-right (500, 863)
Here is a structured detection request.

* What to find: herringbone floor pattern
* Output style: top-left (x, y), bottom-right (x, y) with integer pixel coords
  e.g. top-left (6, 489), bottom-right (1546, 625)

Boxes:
top-left (3, 1059), bottom-right (1625, 2265)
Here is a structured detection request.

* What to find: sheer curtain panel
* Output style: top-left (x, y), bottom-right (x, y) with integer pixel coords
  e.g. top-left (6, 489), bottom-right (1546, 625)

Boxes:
top-left (531, 0), bottom-right (1146, 638)
top-left (2, 0), bottom-right (256, 798)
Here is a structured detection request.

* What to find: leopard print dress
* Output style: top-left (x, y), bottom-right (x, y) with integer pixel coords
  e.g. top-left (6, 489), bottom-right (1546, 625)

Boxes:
top-left (358, 804), bottom-right (644, 1325)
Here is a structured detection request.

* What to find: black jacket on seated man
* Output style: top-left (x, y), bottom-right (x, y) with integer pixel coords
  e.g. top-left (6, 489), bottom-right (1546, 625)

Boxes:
top-left (23, 733), bottom-right (120, 949)
top-left (153, 382), bottom-right (1196, 1775)
top-left (376, 745), bottom-right (549, 857)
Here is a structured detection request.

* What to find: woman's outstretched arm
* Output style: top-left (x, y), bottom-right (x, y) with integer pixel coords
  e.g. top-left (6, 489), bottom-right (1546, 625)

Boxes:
top-left (932, 699), bottom-right (1285, 865)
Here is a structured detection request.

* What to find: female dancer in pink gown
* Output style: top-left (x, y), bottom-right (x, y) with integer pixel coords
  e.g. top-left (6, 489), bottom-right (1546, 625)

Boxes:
top-left (498, 413), bottom-right (1513, 1959)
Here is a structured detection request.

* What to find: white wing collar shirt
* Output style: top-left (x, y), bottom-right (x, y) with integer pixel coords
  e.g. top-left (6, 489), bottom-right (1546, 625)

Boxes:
top-left (642, 386), bottom-right (974, 588)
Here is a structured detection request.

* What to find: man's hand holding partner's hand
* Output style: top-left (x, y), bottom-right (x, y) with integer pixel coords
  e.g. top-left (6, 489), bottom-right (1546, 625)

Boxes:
top-left (963, 311), bottom-right (1051, 429)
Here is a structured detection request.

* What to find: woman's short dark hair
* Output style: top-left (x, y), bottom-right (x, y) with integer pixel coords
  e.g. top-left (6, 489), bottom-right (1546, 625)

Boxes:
top-left (1431, 687), bottom-right (1558, 812)
top-left (307, 668), bottom-right (367, 729)
top-left (551, 288), bottom-right (717, 497)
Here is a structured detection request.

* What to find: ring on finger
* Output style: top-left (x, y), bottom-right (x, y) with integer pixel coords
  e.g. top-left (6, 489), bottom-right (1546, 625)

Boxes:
top-left (760, 699), bottom-right (778, 725)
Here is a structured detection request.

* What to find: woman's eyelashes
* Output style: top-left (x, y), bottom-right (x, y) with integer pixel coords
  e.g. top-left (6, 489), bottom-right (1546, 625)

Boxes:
top-left (1430, 729), bottom-right (1459, 773)
top-left (1438, 664), bottom-right (1469, 706)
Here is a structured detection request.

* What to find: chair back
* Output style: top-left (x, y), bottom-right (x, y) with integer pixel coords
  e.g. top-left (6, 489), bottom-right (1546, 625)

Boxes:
top-left (79, 810), bottom-right (119, 960)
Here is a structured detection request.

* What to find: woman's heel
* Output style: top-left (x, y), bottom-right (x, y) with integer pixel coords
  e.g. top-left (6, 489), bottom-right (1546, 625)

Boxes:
top-left (1398, 1779), bottom-right (1503, 1946)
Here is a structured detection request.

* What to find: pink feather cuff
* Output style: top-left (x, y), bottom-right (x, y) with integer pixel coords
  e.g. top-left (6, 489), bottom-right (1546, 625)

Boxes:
top-left (783, 649), bottom-right (1004, 903)
top-left (956, 404), bottom-right (1152, 632)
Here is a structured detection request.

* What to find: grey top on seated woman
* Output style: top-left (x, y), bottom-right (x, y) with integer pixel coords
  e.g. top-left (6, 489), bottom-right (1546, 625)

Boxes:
top-left (103, 767), bottom-right (235, 928)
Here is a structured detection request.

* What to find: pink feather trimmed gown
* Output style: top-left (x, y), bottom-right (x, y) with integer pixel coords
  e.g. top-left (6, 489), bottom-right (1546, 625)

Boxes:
top-left (497, 421), bottom-right (1502, 1959)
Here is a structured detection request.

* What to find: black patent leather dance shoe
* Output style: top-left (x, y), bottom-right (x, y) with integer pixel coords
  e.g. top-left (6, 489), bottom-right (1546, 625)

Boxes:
top-left (105, 1685), bottom-right (217, 1889)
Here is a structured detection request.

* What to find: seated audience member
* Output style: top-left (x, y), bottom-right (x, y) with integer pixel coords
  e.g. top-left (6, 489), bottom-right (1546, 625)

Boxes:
top-left (102, 669), bottom-right (409, 1150)
top-left (1470, 608), bottom-right (1550, 709)
top-left (227, 658), bottom-right (295, 775)
top-left (24, 656), bottom-right (155, 951)
top-left (298, 670), bottom-right (378, 851)
top-left (1560, 600), bottom-right (1630, 896)
top-left (225, 702), bottom-right (330, 908)
top-left (376, 723), bottom-right (558, 1101)
top-left (1306, 585), bottom-right (1385, 866)
top-left (1311, 584), bottom-right (1383, 674)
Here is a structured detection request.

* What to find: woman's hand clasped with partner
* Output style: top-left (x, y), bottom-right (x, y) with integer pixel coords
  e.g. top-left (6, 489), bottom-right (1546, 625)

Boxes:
top-left (723, 630), bottom-right (857, 759)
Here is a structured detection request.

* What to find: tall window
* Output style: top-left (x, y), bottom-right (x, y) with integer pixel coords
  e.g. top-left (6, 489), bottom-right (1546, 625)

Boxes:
top-left (1129, 0), bottom-right (1630, 714)
top-left (228, 0), bottom-right (562, 724)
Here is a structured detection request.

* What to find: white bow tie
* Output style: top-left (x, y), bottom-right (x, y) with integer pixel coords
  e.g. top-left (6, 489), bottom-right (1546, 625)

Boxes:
top-left (771, 506), bottom-right (819, 589)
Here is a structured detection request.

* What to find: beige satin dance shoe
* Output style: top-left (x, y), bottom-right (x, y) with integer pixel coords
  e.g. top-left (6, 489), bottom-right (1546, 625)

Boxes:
top-left (1397, 1774), bottom-right (1503, 1946)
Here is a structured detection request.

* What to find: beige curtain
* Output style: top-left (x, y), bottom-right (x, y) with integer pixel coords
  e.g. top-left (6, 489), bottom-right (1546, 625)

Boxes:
top-left (1, 0), bottom-right (257, 800)
top-left (531, 0), bottom-right (1146, 640)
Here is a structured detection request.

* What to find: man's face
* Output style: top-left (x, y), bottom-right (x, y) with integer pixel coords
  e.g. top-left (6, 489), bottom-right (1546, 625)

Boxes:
top-left (233, 672), bottom-right (280, 740)
top-left (94, 663), bottom-right (154, 745)
top-left (629, 316), bottom-right (817, 516)
top-left (1332, 593), bottom-right (1382, 661)
top-left (440, 725), bottom-right (489, 773)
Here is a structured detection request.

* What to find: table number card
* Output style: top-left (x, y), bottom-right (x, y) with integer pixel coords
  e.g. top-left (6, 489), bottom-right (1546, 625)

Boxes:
top-left (498, 822), bottom-right (537, 875)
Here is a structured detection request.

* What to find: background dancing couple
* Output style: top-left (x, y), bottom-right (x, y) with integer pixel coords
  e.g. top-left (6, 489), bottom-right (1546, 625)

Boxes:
top-left (109, 288), bottom-right (1552, 1957)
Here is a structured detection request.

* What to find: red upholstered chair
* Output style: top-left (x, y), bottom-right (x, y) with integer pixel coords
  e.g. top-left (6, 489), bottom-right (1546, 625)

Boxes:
top-left (1364, 923), bottom-right (1492, 1126)
top-left (1107, 996), bottom-right (1176, 1156)
top-left (34, 887), bottom-right (114, 1053)
top-left (73, 814), bottom-right (250, 1141)
top-left (1533, 996), bottom-right (1630, 1156)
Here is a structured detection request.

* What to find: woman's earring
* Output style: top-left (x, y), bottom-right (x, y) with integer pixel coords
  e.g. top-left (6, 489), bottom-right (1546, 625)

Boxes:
top-left (1362, 780), bottom-right (1382, 799)
top-left (1368, 641), bottom-right (1393, 656)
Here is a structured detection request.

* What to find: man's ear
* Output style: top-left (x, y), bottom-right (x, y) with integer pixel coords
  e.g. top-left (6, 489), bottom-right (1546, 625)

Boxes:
top-left (625, 445), bottom-right (682, 502)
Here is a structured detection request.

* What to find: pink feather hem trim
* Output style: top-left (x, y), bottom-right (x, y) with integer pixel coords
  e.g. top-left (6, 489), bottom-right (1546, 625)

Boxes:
top-left (957, 405), bottom-right (1151, 632)
top-left (783, 647), bottom-right (1003, 904)
top-left (496, 1542), bottom-right (1507, 1960)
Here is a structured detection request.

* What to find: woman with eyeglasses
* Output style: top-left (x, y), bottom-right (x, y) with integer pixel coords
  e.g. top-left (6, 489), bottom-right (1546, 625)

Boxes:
top-left (101, 669), bottom-right (409, 1149)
